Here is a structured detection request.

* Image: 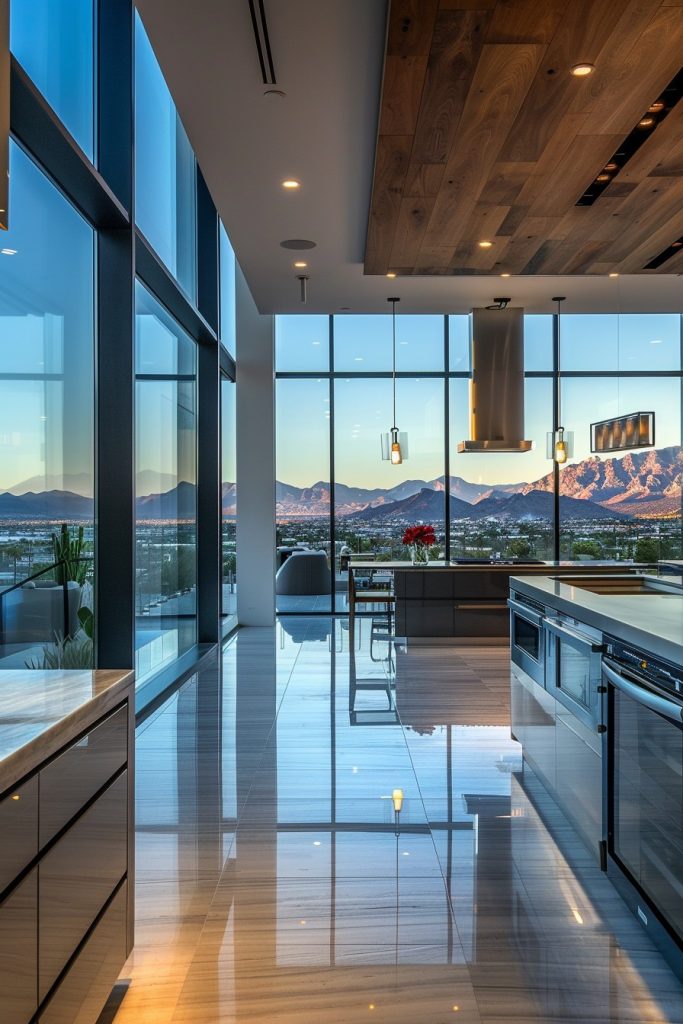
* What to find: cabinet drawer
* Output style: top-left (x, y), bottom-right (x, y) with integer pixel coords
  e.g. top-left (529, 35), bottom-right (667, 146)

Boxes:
top-left (40, 705), bottom-right (127, 847)
top-left (0, 775), bottom-right (38, 893)
top-left (452, 601), bottom-right (508, 637)
top-left (39, 772), bottom-right (127, 1001)
top-left (39, 882), bottom-right (127, 1024)
top-left (0, 868), bottom-right (38, 1024)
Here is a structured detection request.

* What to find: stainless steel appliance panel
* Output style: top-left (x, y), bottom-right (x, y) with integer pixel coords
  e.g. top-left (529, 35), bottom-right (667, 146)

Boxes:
top-left (544, 615), bottom-right (604, 730)
top-left (0, 774), bottom-right (38, 893)
top-left (38, 883), bottom-right (127, 1024)
top-left (509, 595), bottom-right (545, 687)
top-left (555, 708), bottom-right (602, 857)
top-left (511, 665), bottom-right (556, 791)
top-left (604, 656), bottom-right (683, 955)
top-left (39, 705), bottom-right (128, 847)
top-left (39, 772), bottom-right (127, 1001)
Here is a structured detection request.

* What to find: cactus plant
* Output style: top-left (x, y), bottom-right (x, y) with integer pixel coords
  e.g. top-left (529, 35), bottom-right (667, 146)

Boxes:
top-left (52, 523), bottom-right (88, 585)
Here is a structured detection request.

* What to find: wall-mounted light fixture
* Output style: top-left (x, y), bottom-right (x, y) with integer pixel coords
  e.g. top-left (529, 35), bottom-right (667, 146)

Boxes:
top-left (590, 411), bottom-right (655, 453)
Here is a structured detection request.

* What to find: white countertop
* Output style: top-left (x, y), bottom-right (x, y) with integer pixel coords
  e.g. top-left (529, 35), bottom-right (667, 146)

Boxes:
top-left (511, 574), bottom-right (683, 664)
top-left (0, 669), bottom-right (134, 792)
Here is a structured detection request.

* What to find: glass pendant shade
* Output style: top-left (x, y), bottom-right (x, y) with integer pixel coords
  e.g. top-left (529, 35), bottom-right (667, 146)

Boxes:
top-left (381, 426), bottom-right (409, 463)
top-left (381, 297), bottom-right (408, 463)
top-left (546, 427), bottom-right (573, 463)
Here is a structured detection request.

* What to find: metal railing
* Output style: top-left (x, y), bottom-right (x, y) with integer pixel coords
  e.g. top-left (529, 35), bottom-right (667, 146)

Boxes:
top-left (0, 556), bottom-right (93, 650)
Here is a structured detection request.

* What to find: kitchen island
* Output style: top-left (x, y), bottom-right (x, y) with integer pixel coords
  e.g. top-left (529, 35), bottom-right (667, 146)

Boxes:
top-left (0, 668), bottom-right (134, 1024)
top-left (348, 560), bottom-right (652, 640)
top-left (509, 572), bottom-right (683, 979)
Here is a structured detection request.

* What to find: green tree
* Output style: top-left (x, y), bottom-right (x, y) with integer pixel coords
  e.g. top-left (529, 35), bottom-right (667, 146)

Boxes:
top-left (508, 538), bottom-right (531, 558)
top-left (634, 537), bottom-right (660, 564)
top-left (5, 543), bottom-right (24, 584)
top-left (572, 540), bottom-right (602, 560)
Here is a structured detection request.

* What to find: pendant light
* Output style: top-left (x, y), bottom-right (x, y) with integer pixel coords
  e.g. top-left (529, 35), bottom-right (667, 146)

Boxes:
top-left (546, 296), bottom-right (573, 464)
top-left (381, 297), bottom-right (408, 464)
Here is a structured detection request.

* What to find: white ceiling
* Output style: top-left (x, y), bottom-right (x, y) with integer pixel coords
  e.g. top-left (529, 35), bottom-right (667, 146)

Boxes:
top-left (136, 0), bottom-right (683, 315)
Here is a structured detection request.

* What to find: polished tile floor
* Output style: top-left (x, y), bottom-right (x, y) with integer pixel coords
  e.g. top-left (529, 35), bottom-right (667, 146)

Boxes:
top-left (108, 617), bottom-right (683, 1023)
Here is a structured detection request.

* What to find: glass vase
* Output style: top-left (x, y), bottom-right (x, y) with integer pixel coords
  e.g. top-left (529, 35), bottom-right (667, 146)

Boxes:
top-left (411, 544), bottom-right (429, 565)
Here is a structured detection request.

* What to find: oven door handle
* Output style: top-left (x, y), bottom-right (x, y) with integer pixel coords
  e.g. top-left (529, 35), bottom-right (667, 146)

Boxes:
top-left (543, 616), bottom-right (605, 653)
top-left (507, 598), bottom-right (543, 626)
top-left (602, 660), bottom-right (683, 724)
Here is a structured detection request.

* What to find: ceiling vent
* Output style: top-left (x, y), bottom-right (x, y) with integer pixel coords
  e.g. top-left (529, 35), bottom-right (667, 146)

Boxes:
top-left (247, 0), bottom-right (276, 85)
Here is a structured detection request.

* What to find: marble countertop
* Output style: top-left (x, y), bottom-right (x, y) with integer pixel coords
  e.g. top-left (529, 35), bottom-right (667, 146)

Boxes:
top-left (0, 669), bottom-right (134, 793)
top-left (511, 574), bottom-right (683, 665)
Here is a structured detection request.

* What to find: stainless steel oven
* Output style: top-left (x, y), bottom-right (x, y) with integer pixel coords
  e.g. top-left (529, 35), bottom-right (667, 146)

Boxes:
top-left (603, 642), bottom-right (683, 979)
top-left (544, 614), bottom-right (604, 730)
top-left (508, 594), bottom-right (545, 687)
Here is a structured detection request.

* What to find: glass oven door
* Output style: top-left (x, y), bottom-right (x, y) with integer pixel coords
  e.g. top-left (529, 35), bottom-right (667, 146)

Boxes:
top-left (604, 659), bottom-right (683, 948)
top-left (508, 598), bottom-right (545, 686)
top-left (544, 616), bottom-right (603, 728)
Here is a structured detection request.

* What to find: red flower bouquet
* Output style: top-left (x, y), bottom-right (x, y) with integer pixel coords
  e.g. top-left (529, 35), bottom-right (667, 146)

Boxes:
top-left (402, 524), bottom-right (436, 563)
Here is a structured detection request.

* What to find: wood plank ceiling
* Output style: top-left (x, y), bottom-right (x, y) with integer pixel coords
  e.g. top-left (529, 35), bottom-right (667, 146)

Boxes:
top-left (365, 0), bottom-right (683, 277)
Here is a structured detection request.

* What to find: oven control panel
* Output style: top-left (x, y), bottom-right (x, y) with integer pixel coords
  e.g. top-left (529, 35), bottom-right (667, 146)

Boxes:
top-left (605, 638), bottom-right (683, 697)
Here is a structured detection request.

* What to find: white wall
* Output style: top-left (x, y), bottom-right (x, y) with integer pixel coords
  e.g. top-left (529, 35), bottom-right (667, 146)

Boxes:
top-left (235, 265), bottom-right (276, 625)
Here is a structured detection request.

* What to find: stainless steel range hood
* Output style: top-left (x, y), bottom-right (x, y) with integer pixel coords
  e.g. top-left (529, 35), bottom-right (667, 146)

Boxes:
top-left (458, 306), bottom-right (533, 453)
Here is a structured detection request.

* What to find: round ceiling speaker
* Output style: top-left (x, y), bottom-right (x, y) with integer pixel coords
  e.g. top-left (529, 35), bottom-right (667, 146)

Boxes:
top-left (280, 239), bottom-right (317, 250)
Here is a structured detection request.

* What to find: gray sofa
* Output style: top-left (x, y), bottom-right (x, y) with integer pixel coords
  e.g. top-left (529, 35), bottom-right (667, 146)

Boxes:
top-left (275, 551), bottom-right (331, 596)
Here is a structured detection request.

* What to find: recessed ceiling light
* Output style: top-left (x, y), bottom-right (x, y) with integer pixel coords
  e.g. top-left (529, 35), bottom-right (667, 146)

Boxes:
top-left (263, 88), bottom-right (286, 100)
top-left (609, 272), bottom-right (619, 278)
top-left (604, 162), bottom-right (618, 171)
top-left (638, 117), bottom-right (655, 128)
top-left (500, 272), bottom-right (511, 278)
top-left (570, 63), bottom-right (595, 77)
top-left (648, 101), bottom-right (665, 113)
top-left (673, 241), bottom-right (683, 248)
top-left (1, 248), bottom-right (17, 255)
top-left (596, 173), bottom-right (610, 182)
top-left (282, 179), bottom-right (300, 189)
top-left (478, 240), bottom-right (493, 249)
top-left (386, 271), bottom-right (396, 278)
top-left (293, 260), bottom-right (308, 268)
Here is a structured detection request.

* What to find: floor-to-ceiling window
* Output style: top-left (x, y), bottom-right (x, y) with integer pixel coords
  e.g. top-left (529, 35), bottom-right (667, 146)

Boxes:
top-left (558, 314), bottom-right (682, 561)
top-left (135, 11), bottom-right (197, 299)
top-left (135, 283), bottom-right (197, 686)
top-left (2, 2), bottom-right (237, 709)
top-left (275, 311), bottom-right (683, 612)
top-left (10, 0), bottom-right (95, 160)
top-left (221, 375), bottom-right (237, 631)
top-left (0, 142), bottom-right (95, 666)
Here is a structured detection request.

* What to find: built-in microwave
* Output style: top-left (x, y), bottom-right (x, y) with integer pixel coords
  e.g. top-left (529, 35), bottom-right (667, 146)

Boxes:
top-left (508, 593), bottom-right (546, 687)
top-left (544, 614), bottom-right (605, 730)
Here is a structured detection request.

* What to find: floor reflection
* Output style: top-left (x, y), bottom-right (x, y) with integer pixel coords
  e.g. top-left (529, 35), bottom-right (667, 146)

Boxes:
top-left (110, 618), bottom-right (683, 1024)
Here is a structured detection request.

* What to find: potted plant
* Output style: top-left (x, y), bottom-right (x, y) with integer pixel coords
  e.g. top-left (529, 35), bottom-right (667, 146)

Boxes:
top-left (402, 524), bottom-right (437, 564)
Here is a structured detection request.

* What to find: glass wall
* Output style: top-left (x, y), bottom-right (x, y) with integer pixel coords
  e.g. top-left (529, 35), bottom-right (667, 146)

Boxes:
top-left (10, 0), bottom-right (95, 160)
top-left (135, 12), bottom-right (197, 299)
top-left (219, 223), bottom-right (236, 356)
top-left (221, 376), bottom-right (237, 631)
top-left (135, 283), bottom-right (197, 685)
top-left (275, 312), bottom-right (683, 611)
top-left (0, 142), bottom-right (95, 667)
top-left (275, 378), bottom-right (331, 612)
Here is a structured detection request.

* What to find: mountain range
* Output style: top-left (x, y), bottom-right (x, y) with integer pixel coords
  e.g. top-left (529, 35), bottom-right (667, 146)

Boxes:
top-left (0, 446), bottom-right (679, 523)
top-left (276, 446), bottom-right (681, 522)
